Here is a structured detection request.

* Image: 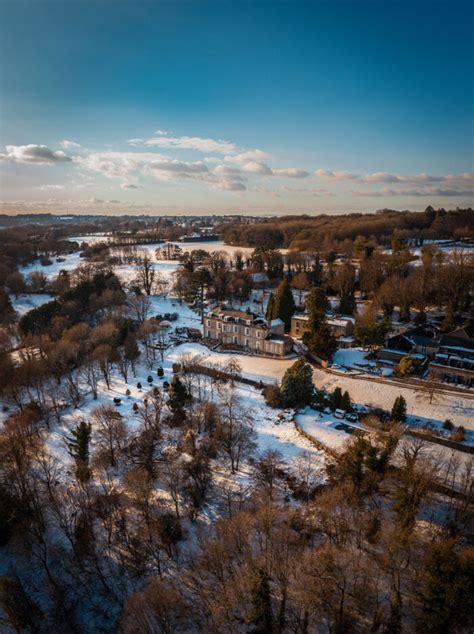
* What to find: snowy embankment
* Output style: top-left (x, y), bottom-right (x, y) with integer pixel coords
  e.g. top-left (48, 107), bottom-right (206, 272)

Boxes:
top-left (313, 366), bottom-right (474, 431)
top-left (168, 342), bottom-right (295, 384)
top-left (10, 293), bottom-right (54, 315)
top-left (296, 407), bottom-right (353, 452)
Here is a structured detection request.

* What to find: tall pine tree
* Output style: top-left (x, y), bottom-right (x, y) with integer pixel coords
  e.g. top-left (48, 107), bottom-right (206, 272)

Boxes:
top-left (265, 292), bottom-right (275, 321)
top-left (248, 568), bottom-right (274, 634)
top-left (68, 421), bottom-right (92, 482)
top-left (391, 395), bottom-right (407, 422)
top-left (273, 278), bottom-right (295, 331)
top-left (303, 287), bottom-right (337, 360)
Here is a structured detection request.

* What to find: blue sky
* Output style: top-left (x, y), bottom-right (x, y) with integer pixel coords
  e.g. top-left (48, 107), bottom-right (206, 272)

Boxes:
top-left (0, 0), bottom-right (472, 215)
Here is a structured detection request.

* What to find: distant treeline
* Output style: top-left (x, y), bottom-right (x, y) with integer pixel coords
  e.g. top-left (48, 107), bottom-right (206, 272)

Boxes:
top-left (221, 207), bottom-right (474, 250)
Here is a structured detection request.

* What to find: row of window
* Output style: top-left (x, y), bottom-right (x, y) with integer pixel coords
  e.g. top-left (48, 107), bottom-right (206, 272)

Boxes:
top-left (207, 319), bottom-right (261, 337)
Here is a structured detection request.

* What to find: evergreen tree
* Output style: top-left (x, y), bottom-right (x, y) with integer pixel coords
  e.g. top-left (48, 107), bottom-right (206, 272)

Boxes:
top-left (414, 539), bottom-right (474, 634)
top-left (68, 420), bottom-right (92, 482)
top-left (391, 395), bottom-right (407, 422)
top-left (167, 376), bottom-right (190, 419)
top-left (339, 290), bottom-right (356, 316)
top-left (280, 358), bottom-right (314, 407)
top-left (340, 390), bottom-right (352, 411)
top-left (303, 287), bottom-right (337, 360)
top-left (248, 568), bottom-right (273, 634)
top-left (265, 292), bottom-right (275, 321)
top-left (273, 277), bottom-right (296, 331)
top-left (304, 319), bottom-right (337, 361)
top-left (305, 287), bottom-right (330, 325)
top-left (331, 387), bottom-right (342, 410)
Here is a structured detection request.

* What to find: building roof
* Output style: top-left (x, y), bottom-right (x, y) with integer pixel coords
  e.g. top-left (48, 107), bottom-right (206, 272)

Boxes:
top-left (270, 318), bottom-right (284, 328)
top-left (207, 306), bottom-right (267, 326)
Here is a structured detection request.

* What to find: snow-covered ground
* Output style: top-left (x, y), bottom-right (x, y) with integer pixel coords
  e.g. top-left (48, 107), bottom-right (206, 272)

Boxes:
top-left (10, 293), bottom-right (54, 315)
top-left (168, 342), bottom-right (296, 384)
top-left (20, 252), bottom-right (84, 280)
top-left (312, 366), bottom-right (474, 431)
top-left (296, 407), bottom-right (353, 451)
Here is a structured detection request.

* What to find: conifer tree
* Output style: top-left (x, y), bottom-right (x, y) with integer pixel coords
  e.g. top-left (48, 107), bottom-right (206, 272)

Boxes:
top-left (303, 287), bottom-right (337, 360)
top-left (265, 292), bottom-right (275, 321)
top-left (68, 420), bottom-right (92, 482)
top-left (167, 376), bottom-right (190, 419)
top-left (280, 358), bottom-right (314, 407)
top-left (391, 395), bottom-right (407, 422)
top-left (273, 277), bottom-right (296, 331)
top-left (331, 387), bottom-right (342, 410)
top-left (340, 390), bottom-right (352, 411)
top-left (248, 568), bottom-right (273, 634)
top-left (339, 290), bottom-right (356, 316)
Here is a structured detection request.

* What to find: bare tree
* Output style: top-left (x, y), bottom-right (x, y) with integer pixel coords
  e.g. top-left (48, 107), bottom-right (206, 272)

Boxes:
top-left (91, 404), bottom-right (128, 467)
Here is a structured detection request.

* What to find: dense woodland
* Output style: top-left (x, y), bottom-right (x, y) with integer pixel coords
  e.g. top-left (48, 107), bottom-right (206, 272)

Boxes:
top-left (0, 213), bottom-right (473, 633)
top-left (221, 207), bottom-right (474, 250)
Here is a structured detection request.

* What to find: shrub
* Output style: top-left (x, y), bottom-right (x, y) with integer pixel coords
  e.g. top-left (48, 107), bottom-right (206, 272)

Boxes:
top-left (442, 419), bottom-right (454, 431)
top-left (263, 384), bottom-right (282, 408)
top-left (451, 426), bottom-right (466, 443)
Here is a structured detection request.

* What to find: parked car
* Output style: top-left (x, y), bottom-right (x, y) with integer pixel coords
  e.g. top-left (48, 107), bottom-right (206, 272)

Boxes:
top-left (345, 413), bottom-right (358, 423)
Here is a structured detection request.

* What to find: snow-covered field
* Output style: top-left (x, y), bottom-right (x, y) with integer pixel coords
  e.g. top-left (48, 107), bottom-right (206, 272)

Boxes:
top-left (313, 366), bottom-right (474, 431)
top-left (20, 252), bottom-right (84, 280)
top-left (296, 407), bottom-right (353, 451)
top-left (10, 293), bottom-right (54, 315)
top-left (168, 342), bottom-right (296, 384)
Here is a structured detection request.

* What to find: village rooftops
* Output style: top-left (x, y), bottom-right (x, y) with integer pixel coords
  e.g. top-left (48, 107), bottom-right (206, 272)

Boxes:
top-left (207, 307), bottom-right (267, 326)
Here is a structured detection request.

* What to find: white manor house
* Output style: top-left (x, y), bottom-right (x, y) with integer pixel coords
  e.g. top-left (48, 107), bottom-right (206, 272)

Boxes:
top-left (204, 306), bottom-right (293, 358)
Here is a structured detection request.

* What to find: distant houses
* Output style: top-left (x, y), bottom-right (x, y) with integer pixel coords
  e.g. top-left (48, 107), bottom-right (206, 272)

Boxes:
top-left (290, 313), bottom-right (355, 346)
top-left (375, 323), bottom-right (474, 387)
top-left (204, 306), bottom-right (293, 357)
top-left (428, 323), bottom-right (474, 387)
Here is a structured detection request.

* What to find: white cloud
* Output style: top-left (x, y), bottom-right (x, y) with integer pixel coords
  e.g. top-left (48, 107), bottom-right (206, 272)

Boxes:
top-left (315, 169), bottom-right (359, 180)
top-left (39, 184), bottom-right (65, 191)
top-left (76, 151), bottom-right (167, 179)
top-left (120, 182), bottom-right (140, 189)
top-left (214, 164), bottom-right (243, 176)
top-left (216, 180), bottom-right (247, 192)
top-left (129, 134), bottom-right (236, 154)
top-left (0, 144), bottom-right (72, 164)
top-left (60, 139), bottom-right (81, 149)
top-left (273, 168), bottom-right (310, 178)
top-left (225, 149), bottom-right (271, 164)
top-left (241, 161), bottom-right (273, 175)
top-left (354, 186), bottom-right (473, 197)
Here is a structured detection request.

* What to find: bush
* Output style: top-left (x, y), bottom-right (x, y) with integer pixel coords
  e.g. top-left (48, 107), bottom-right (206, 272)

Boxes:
top-left (157, 367), bottom-right (164, 378)
top-left (450, 426), bottom-right (466, 443)
top-left (147, 375), bottom-right (153, 384)
top-left (280, 358), bottom-right (314, 407)
top-left (137, 382), bottom-right (142, 390)
top-left (263, 384), bottom-right (282, 408)
top-left (442, 419), bottom-right (454, 431)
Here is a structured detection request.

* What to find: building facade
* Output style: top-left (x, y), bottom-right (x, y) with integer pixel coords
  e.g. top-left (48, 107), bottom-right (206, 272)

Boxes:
top-left (290, 314), bottom-right (355, 340)
top-left (204, 307), bottom-right (293, 357)
top-left (428, 324), bottom-right (474, 387)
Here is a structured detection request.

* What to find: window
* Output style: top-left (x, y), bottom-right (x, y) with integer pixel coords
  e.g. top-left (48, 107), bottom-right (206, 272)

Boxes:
top-left (207, 330), bottom-right (211, 338)
top-left (245, 339), bottom-right (249, 347)
top-left (234, 325), bottom-right (237, 333)
top-left (257, 331), bottom-right (261, 338)
top-left (245, 327), bottom-right (250, 335)
top-left (207, 319), bottom-right (211, 326)
top-left (234, 336), bottom-right (238, 343)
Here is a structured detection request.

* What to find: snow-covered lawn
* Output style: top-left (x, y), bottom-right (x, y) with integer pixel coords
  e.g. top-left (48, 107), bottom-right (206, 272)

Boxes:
top-left (332, 347), bottom-right (371, 371)
top-left (168, 342), bottom-right (296, 384)
top-left (312, 366), bottom-right (474, 431)
top-left (20, 252), bottom-right (84, 280)
top-left (10, 293), bottom-right (54, 315)
top-left (296, 407), bottom-right (352, 451)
